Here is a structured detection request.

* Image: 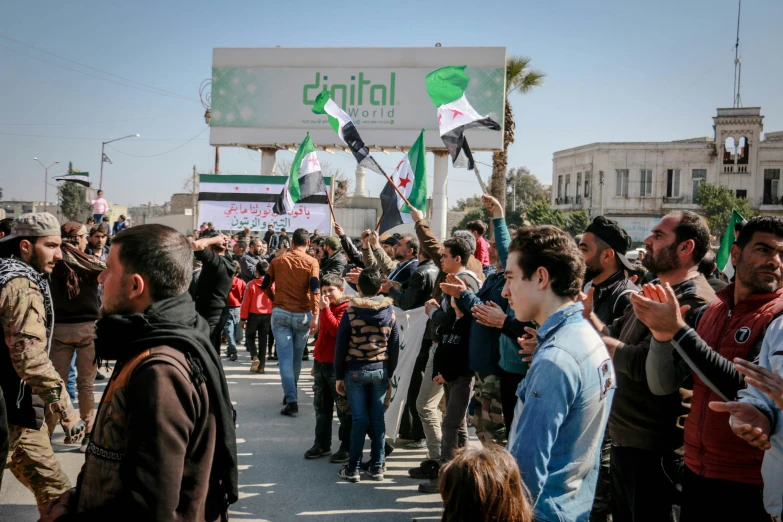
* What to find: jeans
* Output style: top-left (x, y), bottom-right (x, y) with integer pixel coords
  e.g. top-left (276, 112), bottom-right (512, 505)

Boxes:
top-left (345, 368), bottom-right (388, 470)
top-left (313, 360), bottom-right (351, 452)
top-left (416, 342), bottom-right (444, 461)
top-left (222, 307), bottom-right (241, 355)
top-left (67, 353), bottom-right (77, 403)
top-left (92, 214), bottom-right (104, 224)
top-left (441, 375), bottom-right (473, 463)
top-left (246, 313), bottom-right (273, 365)
top-left (271, 308), bottom-right (311, 404)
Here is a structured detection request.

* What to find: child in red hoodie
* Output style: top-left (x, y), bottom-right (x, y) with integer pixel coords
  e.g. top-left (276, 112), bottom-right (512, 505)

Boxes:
top-left (304, 274), bottom-right (352, 463)
top-left (223, 262), bottom-right (247, 361)
top-left (240, 261), bottom-right (274, 373)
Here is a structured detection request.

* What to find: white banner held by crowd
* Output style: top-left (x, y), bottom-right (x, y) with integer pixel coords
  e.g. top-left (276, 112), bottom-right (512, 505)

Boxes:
top-left (384, 306), bottom-right (428, 439)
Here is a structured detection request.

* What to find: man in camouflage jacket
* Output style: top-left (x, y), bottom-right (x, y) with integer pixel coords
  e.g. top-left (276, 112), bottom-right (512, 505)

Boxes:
top-left (0, 213), bottom-right (86, 513)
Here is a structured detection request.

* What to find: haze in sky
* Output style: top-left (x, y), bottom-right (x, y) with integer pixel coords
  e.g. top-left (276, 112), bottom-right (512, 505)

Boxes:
top-left (1, 0), bottom-right (781, 207)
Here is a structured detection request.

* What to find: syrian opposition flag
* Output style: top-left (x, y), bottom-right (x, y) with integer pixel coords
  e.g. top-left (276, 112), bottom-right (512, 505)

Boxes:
top-left (55, 171), bottom-right (90, 187)
top-left (379, 131), bottom-right (428, 234)
top-left (426, 65), bottom-right (500, 170)
top-left (312, 90), bottom-right (386, 176)
top-left (273, 133), bottom-right (327, 215)
top-left (716, 209), bottom-right (746, 279)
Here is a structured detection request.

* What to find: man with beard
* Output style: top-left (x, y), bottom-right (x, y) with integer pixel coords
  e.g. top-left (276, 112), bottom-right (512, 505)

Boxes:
top-left (0, 213), bottom-right (84, 514)
top-left (319, 237), bottom-right (348, 278)
top-left (39, 224), bottom-right (238, 522)
top-left (379, 235), bottom-right (419, 293)
top-left (583, 211), bottom-right (716, 522)
top-left (191, 233), bottom-right (235, 355)
top-left (238, 239), bottom-right (268, 284)
top-left (580, 216), bottom-right (640, 325)
top-left (631, 215), bottom-right (783, 521)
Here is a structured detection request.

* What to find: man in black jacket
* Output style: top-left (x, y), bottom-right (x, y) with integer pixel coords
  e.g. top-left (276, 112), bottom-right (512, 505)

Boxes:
top-left (320, 236), bottom-right (347, 278)
top-left (382, 249), bottom-right (437, 311)
top-left (191, 233), bottom-right (235, 355)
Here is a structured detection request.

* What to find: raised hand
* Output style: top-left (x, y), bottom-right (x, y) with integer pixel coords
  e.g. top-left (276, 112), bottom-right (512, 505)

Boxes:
top-left (408, 206), bottom-right (424, 223)
top-left (334, 223), bottom-right (345, 237)
top-left (482, 194), bottom-right (504, 218)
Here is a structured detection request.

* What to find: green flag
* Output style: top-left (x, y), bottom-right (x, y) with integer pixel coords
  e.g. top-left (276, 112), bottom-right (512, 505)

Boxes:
top-left (716, 209), bottom-right (745, 279)
top-left (273, 134), bottom-right (325, 215)
top-left (378, 130), bottom-right (428, 233)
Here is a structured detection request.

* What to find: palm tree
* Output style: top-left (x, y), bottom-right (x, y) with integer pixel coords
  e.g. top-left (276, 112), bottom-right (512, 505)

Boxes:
top-left (490, 56), bottom-right (545, 210)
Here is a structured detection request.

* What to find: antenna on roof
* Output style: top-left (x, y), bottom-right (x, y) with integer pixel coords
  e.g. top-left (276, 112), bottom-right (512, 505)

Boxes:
top-left (733, 0), bottom-right (743, 108)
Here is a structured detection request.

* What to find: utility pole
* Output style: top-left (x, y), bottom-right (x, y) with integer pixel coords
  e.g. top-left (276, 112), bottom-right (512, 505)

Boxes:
top-left (733, 0), bottom-right (743, 108)
top-left (511, 183), bottom-right (516, 212)
top-left (34, 158), bottom-right (58, 214)
top-left (192, 165), bottom-right (198, 232)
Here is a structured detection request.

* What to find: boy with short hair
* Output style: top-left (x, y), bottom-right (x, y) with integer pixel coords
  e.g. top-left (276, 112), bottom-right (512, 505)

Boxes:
top-left (241, 261), bottom-right (273, 373)
top-left (305, 274), bottom-right (352, 463)
top-left (335, 269), bottom-right (400, 483)
top-left (503, 226), bottom-right (615, 522)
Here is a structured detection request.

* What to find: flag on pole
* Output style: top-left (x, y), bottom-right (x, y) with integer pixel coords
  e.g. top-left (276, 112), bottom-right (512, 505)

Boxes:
top-left (716, 209), bottom-right (746, 279)
top-left (273, 133), bottom-right (327, 215)
top-left (425, 65), bottom-right (501, 170)
top-left (55, 171), bottom-right (90, 187)
top-left (379, 131), bottom-right (428, 234)
top-left (312, 91), bottom-right (386, 176)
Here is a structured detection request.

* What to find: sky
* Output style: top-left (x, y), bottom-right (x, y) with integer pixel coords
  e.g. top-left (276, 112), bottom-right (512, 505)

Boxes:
top-left (1, 0), bottom-right (781, 208)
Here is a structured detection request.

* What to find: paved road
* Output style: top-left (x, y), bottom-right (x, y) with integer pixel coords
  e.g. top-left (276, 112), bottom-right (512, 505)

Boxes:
top-left (1, 346), bottom-right (448, 521)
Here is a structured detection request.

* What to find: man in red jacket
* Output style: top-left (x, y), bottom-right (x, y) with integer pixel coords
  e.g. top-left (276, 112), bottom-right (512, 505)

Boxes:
top-left (305, 274), bottom-right (352, 463)
top-left (631, 215), bottom-right (783, 521)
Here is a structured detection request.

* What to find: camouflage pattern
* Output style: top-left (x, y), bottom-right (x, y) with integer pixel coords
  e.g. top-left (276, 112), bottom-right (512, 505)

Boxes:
top-left (1, 278), bottom-right (70, 410)
top-left (472, 373), bottom-right (506, 445)
top-left (7, 423), bottom-right (71, 514)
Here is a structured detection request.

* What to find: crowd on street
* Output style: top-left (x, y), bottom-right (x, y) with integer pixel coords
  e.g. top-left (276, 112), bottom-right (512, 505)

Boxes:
top-left (1, 190), bottom-right (783, 522)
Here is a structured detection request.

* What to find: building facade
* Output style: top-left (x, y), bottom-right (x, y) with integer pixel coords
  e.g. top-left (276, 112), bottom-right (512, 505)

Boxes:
top-left (551, 107), bottom-right (783, 241)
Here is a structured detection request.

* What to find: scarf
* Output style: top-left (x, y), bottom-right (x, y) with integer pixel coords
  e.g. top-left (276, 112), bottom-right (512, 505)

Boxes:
top-left (94, 292), bottom-right (239, 510)
top-left (0, 257), bottom-right (54, 349)
top-left (56, 243), bottom-right (106, 299)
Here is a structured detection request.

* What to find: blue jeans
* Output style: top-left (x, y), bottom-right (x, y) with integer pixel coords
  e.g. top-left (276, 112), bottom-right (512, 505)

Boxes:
top-left (271, 308), bottom-right (311, 404)
top-left (222, 307), bottom-right (240, 355)
top-left (67, 352), bottom-right (77, 403)
top-left (93, 214), bottom-right (104, 224)
top-left (345, 368), bottom-right (388, 470)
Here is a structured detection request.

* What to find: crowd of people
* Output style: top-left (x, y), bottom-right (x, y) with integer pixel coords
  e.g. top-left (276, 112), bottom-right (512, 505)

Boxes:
top-left (1, 193), bottom-right (783, 522)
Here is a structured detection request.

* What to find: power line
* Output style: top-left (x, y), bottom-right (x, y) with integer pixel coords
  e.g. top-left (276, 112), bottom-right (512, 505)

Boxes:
top-left (0, 41), bottom-right (198, 104)
top-left (106, 127), bottom-right (208, 157)
top-left (0, 131), bottom-right (208, 141)
top-left (0, 113), bottom-right (192, 126)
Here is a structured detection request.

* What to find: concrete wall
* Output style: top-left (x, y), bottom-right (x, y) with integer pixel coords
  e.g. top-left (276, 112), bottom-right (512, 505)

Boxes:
top-left (145, 214), bottom-right (194, 236)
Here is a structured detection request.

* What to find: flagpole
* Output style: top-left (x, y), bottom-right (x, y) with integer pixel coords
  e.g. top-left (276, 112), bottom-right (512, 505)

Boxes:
top-left (375, 213), bottom-right (383, 232)
top-left (373, 162), bottom-right (414, 209)
top-left (324, 189), bottom-right (338, 225)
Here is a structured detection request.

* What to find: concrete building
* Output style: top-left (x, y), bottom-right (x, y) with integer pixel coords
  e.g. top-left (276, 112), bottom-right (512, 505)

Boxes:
top-left (551, 107), bottom-right (783, 241)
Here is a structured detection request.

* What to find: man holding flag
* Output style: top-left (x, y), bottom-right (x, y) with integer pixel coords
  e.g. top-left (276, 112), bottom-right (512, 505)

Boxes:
top-left (716, 210), bottom-right (747, 281)
top-left (379, 130), bottom-right (428, 234)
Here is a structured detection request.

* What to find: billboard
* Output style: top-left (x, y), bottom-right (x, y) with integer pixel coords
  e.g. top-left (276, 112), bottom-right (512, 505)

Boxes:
top-left (209, 47), bottom-right (506, 150)
top-left (197, 174), bottom-right (331, 232)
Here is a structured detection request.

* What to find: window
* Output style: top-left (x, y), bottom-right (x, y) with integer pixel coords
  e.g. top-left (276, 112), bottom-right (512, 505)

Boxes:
top-left (640, 169), bottom-right (653, 197)
top-left (764, 169), bottom-right (781, 204)
top-left (585, 171), bottom-right (592, 197)
top-left (692, 169), bottom-right (707, 204)
top-left (565, 174), bottom-right (571, 203)
top-left (736, 189), bottom-right (747, 199)
top-left (557, 175), bottom-right (563, 199)
top-left (576, 172), bottom-right (582, 201)
top-left (616, 169), bottom-right (629, 197)
top-left (666, 169), bottom-right (681, 198)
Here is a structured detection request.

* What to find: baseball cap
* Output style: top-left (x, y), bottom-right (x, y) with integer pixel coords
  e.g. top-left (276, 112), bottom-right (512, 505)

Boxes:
top-left (381, 233), bottom-right (401, 247)
top-left (323, 236), bottom-right (341, 251)
top-left (61, 221), bottom-right (87, 238)
top-left (585, 216), bottom-right (634, 271)
top-left (0, 213), bottom-right (61, 243)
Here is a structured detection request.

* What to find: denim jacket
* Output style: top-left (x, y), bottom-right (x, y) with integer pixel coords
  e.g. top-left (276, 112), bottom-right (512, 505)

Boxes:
top-left (508, 302), bottom-right (615, 522)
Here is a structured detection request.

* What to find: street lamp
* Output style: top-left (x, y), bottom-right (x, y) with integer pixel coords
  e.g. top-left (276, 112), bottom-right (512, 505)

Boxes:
top-left (34, 158), bottom-right (59, 214)
top-left (99, 134), bottom-right (139, 190)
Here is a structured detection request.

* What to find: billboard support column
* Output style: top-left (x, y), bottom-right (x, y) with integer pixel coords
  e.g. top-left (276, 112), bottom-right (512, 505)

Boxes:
top-left (354, 165), bottom-right (366, 196)
top-left (432, 151), bottom-right (449, 241)
top-left (261, 147), bottom-right (277, 175)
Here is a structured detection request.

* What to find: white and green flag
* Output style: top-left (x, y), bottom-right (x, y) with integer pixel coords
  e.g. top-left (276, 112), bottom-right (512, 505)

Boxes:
top-left (379, 130), bottom-right (428, 233)
top-left (716, 209), bottom-right (746, 279)
top-left (312, 90), bottom-right (386, 176)
top-left (55, 171), bottom-right (90, 187)
top-left (425, 65), bottom-right (500, 170)
top-left (273, 133), bottom-right (327, 215)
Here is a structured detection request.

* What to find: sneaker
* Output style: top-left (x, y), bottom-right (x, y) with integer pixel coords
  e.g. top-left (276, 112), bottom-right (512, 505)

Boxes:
top-left (329, 448), bottom-right (350, 463)
top-left (280, 402), bottom-right (298, 416)
top-left (360, 460), bottom-right (387, 472)
top-left (338, 466), bottom-right (360, 483)
top-left (229, 353), bottom-right (238, 362)
top-left (94, 371), bottom-right (106, 381)
top-left (367, 466), bottom-right (384, 481)
top-left (249, 360), bottom-right (261, 373)
top-left (304, 445), bottom-right (331, 459)
top-left (405, 439), bottom-right (427, 449)
top-left (408, 459), bottom-right (440, 480)
top-left (79, 433), bottom-right (90, 454)
top-left (302, 353), bottom-right (309, 361)
top-left (268, 354), bottom-right (278, 360)
top-left (418, 478), bottom-right (440, 494)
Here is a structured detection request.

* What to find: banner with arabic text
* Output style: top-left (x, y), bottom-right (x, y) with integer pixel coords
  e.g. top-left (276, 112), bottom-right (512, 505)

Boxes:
top-left (197, 174), bottom-right (331, 232)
